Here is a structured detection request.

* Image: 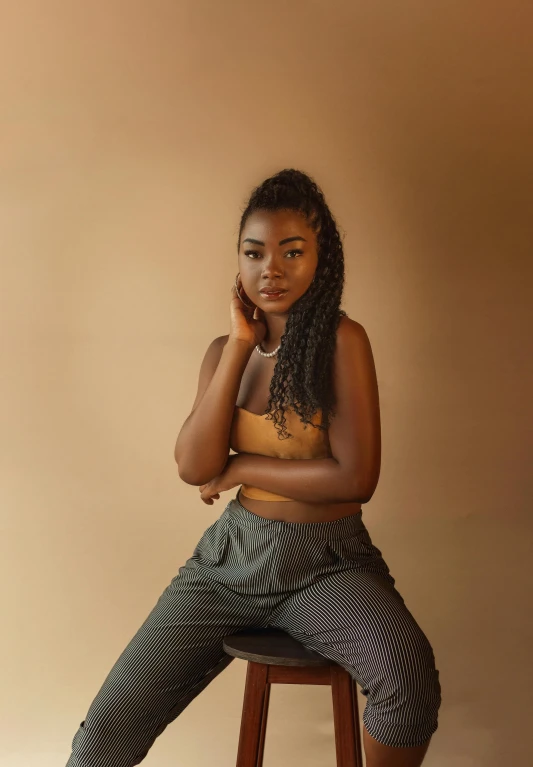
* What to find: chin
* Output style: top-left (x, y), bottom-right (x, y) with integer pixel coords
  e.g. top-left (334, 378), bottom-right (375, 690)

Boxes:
top-left (260, 299), bottom-right (293, 312)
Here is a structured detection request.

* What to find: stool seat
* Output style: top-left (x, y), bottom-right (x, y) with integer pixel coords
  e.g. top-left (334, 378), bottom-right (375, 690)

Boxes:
top-left (224, 627), bottom-right (363, 767)
top-left (223, 627), bottom-right (332, 667)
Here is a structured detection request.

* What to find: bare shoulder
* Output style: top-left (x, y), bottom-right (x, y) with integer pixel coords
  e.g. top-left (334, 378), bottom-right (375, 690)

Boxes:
top-left (333, 315), bottom-right (376, 385)
top-left (207, 333), bottom-right (230, 356)
top-left (212, 334), bottom-right (232, 360)
top-left (187, 334), bottom-right (229, 415)
top-left (336, 315), bottom-right (371, 349)
top-left (218, 333), bottom-right (230, 347)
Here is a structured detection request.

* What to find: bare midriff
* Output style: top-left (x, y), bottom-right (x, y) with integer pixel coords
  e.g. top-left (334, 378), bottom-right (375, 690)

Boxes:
top-left (236, 490), bottom-right (362, 523)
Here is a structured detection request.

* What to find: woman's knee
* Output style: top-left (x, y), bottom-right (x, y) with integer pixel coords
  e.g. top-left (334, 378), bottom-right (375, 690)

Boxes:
top-left (66, 689), bottom-right (159, 767)
top-left (363, 626), bottom-right (442, 748)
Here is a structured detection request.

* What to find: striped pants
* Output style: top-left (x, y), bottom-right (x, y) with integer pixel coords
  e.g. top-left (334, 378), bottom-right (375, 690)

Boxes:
top-left (66, 494), bottom-right (441, 766)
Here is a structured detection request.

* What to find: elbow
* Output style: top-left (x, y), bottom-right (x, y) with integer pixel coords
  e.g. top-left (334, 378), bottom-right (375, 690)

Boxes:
top-left (174, 443), bottom-right (207, 485)
top-left (177, 465), bottom-right (201, 486)
top-left (347, 470), bottom-right (380, 504)
top-left (174, 449), bottom-right (200, 485)
top-left (347, 486), bottom-right (373, 504)
top-left (355, 488), bottom-right (375, 504)
top-left (175, 454), bottom-right (227, 486)
top-left (176, 461), bottom-right (209, 486)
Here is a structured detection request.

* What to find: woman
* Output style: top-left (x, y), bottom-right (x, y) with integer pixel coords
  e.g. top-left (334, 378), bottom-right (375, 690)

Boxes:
top-left (66, 169), bottom-right (441, 767)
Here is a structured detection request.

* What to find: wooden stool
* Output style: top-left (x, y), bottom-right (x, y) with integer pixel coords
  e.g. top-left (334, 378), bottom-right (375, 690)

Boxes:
top-left (223, 628), bottom-right (364, 767)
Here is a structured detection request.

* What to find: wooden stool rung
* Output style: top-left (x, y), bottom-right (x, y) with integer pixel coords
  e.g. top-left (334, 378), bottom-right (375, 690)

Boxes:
top-left (267, 664), bottom-right (332, 685)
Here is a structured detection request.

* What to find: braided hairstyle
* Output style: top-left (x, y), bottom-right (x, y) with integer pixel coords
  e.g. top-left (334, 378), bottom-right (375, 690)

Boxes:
top-left (237, 168), bottom-right (348, 440)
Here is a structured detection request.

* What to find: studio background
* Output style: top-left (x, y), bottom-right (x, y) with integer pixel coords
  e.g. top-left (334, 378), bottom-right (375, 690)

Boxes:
top-left (1, 2), bottom-right (531, 765)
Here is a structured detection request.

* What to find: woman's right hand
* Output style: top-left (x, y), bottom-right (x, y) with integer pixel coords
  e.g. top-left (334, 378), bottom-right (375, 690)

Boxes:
top-left (230, 277), bottom-right (267, 348)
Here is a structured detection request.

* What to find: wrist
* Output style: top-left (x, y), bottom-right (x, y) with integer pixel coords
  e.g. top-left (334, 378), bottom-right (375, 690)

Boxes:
top-left (226, 336), bottom-right (256, 354)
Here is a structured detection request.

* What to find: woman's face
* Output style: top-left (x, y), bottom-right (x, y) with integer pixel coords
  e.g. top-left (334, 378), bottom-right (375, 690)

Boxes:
top-left (238, 209), bottom-right (319, 312)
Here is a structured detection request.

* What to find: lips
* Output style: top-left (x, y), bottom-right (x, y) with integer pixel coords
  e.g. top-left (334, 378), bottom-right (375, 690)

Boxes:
top-left (260, 289), bottom-right (287, 295)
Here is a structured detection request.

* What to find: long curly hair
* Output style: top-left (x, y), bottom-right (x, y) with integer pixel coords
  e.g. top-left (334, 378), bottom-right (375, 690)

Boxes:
top-left (237, 168), bottom-right (348, 440)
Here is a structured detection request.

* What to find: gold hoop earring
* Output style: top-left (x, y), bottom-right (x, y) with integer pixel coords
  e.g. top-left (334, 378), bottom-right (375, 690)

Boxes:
top-left (234, 272), bottom-right (254, 308)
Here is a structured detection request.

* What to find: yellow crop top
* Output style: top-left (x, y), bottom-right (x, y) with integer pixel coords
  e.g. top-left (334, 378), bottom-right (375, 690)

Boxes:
top-left (229, 406), bottom-right (332, 502)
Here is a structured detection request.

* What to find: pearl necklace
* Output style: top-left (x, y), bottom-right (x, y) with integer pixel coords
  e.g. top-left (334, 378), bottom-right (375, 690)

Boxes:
top-left (255, 342), bottom-right (281, 358)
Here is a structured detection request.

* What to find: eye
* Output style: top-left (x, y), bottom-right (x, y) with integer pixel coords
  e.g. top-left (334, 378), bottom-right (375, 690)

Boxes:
top-left (243, 249), bottom-right (304, 259)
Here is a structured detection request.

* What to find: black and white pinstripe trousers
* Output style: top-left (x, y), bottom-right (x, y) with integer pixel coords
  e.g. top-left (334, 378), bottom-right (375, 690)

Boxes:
top-left (66, 493), bottom-right (441, 765)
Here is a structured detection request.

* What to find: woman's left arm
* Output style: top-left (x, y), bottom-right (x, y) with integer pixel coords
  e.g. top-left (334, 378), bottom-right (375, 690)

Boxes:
top-left (199, 319), bottom-right (381, 505)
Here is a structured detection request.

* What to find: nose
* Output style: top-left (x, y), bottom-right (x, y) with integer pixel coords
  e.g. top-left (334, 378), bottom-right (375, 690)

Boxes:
top-left (261, 254), bottom-right (284, 279)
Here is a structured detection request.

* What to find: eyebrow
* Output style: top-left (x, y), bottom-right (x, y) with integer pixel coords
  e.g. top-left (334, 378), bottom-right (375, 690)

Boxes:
top-left (242, 236), bottom-right (307, 246)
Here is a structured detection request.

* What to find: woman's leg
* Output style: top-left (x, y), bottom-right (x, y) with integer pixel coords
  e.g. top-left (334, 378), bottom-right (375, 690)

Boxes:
top-left (270, 566), bottom-right (441, 765)
top-left (363, 726), bottom-right (431, 767)
top-left (66, 514), bottom-right (272, 767)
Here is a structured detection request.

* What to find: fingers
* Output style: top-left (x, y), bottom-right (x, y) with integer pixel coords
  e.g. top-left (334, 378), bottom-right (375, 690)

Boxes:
top-left (234, 277), bottom-right (255, 310)
top-left (199, 486), bottom-right (220, 504)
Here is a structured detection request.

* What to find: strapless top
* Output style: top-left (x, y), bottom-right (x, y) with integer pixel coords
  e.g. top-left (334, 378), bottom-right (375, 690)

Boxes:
top-left (229, 406), bottom-right (331, 502)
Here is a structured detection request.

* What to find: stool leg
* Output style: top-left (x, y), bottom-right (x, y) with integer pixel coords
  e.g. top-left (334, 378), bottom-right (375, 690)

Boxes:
top-left (331, 666), bottom-right (364, 767)
top-left (236, 662), bottom-right (270, 767)
top-left (351, 677), bottom-right (364, 765)
top-left (256, 682), bottom-right (271, 767)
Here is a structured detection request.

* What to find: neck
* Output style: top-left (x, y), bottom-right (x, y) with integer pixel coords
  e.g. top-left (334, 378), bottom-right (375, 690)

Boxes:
top-left (263, 314), bottom-right (287, 347)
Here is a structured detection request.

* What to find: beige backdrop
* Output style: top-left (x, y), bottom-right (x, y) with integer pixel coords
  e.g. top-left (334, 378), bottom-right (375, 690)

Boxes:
top-left (1, 2), bottom-right (532, 766)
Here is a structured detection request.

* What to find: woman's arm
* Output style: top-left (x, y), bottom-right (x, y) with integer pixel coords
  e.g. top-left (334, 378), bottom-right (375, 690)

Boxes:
top-left (242, 319), bottom-right (381, 503)
top-left (202, 318), bottom-right (381, 505)
top-left (229, 452), bottom-right (370, 504)
top-left (175, 336), bottom-right (253, 485)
